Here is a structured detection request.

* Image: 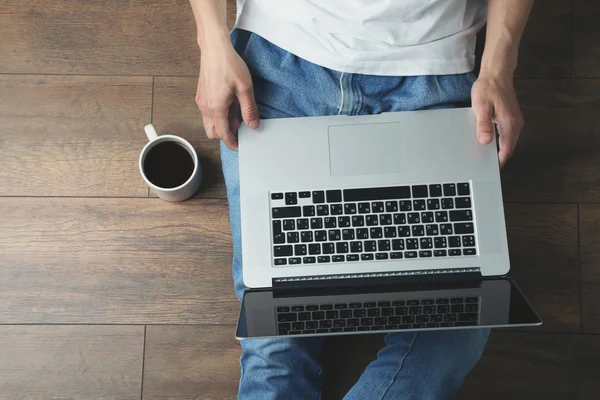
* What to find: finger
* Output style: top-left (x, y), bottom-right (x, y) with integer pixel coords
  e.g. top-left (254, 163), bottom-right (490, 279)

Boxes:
top-left (497, 129), bottom-right (515, 169)
top-left (237, 85), bottom-right (260, 129)
top-left (214, 112), bottom-right (238, 151)
top-left (472, 98), bottom-right (495, 144)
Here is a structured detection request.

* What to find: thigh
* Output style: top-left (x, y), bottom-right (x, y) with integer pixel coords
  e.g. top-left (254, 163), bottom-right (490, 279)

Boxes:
top-left (344, 328), bottom-right (490, 400)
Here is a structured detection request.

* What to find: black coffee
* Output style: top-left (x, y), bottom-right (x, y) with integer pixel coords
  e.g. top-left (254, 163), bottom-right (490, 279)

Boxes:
top-left (143, 141), bottom-right (195, 189)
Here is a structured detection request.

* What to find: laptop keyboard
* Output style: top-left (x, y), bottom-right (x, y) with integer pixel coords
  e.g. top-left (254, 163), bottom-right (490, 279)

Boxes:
top-left (271, 182), bottom-right (476, 266)
top-left (276, 297), bottom-right (480, 335)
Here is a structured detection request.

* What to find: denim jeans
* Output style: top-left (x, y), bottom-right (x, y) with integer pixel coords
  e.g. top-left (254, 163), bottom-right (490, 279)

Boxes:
top-left (221, 29), bottom-right (490, 400)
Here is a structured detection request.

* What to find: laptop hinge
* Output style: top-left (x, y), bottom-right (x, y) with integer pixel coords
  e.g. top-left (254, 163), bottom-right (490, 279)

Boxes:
top-left (272, 267), bottom-right (482, 294)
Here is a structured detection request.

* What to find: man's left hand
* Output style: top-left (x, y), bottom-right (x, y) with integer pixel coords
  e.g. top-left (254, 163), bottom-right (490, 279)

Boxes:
top-left (471, 75), bottom-right (524, 169)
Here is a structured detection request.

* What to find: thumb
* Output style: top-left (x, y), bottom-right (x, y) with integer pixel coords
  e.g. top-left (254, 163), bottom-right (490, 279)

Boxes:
top-left (237, 85), bottom-right (260, 129)
top-left (473, 99), bottom-right (495, 144)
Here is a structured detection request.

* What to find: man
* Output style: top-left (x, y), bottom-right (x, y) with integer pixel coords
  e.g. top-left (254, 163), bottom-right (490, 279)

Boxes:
top-left (189, 0), bottom-right (533, 398)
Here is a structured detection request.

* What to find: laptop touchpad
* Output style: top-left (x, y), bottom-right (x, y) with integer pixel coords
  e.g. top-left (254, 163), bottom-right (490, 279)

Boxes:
top-left (328, 123), bottom-right (407, 177)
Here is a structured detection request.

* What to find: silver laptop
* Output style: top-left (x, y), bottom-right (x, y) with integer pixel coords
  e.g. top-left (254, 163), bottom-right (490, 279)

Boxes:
top-left (235, 107), bottom-right (541, 339)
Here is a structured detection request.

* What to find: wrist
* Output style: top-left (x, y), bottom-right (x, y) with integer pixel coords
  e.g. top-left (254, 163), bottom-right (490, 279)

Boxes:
top-left (197, 23), bottom-right (230, 50)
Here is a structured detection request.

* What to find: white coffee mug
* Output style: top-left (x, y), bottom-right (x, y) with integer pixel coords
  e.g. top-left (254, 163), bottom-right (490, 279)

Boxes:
top-left (139, 124), bottom-right (202, 202)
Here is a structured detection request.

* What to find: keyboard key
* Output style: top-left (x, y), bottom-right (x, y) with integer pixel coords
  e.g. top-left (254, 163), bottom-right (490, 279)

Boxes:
top-left (292, 321), bottom-right (305, 331)
top-left (350, 241), bottom-right (363, 253)
top-left (426, 224), bottom-right (439, 236)
top-left (385, 325), bottom-right (399, 330)
top-left (312, 191), bottom-right (325, 203)
top-left (325, 310), bottom-right (338, 318)
top-left (287, 232), bottom-right (299, 243)
top-left (408, 213), bottom-right (420, 224)
top-left (335, 303), bottom-right (348, 310)
top-left (429, 184), bottom-right (442, 197)
top-left (274, 245), bottom-right (293, 257)
top-left (300, 231), bottom-right (313, 243)
top-left (434, 250), bottom-right (447, 257)
top-left (458, 313), bottom-right (478, 322)
top-left (310, 218), bottom-right (323, 230)
top-left (466, 304), bottom-right (479, 313)
top-left (343, 186), bottom-right (411, 202)
top-left (457, 182), bottom-right (470, 195)
top-left (357, 228), bottom-right (369, 239)
top-left (333, 319), bottom-right (346, 328)
top-left (336, 242), bottom-right (349, 253)
top-left (422, 299), bottom-right (434, 305)
top-left (378, 301), bottom-right (391, 307)
top-left (271, 193), bottom-right (283, 200)
top-left (412, 185), bottom-right (428, 198)
top-left (444, 314), bottom-right (457, 322)
top-left (372, 202), bottom-right (385, 213)
top-left (303, 205), bottom-right (315, 217)
top-left (440, 224), bottom-right (453, 235)
top-left (295, 244), bottom-right (307, 256)
top-left (454, 223), bottom-right (474, 234)
top-left (342, 229), bottom-right (354, 240)
top-left (421, 212), bottom-right (434, 223)
top-left (402, 316), bottom-right (415, 324)
top-left (393, 213), bottom-right (406, 224)
top-left (274, 258), bottom-right (287, 265)
top-left (330, 204), bottom-right (343, 215)
top-left (449, 249), bottom-right (461, 256)
top-left (316, 205), bottom-right (329, 216)
top-left (376, 252), bottom-right (389, 260)
top-left (436, 299), bottom-right (449, 305)
top-left (283, 219), bottom-right (295, 231)
top-left (375, 317), bottom-right (387, 325)
top-left (367, 308), bottom-right (380, 317)
top-left (419, 250), bottom-right (432, 258)
top-left (430, 314), bottom-right (443, 322)
top-left (423, 305), bottom-right (436, 314)
top-left (338, 216), bottom-right (351, 228)
top-left (361, 253), bottom-right (374, 261)
top-left (273, 233), bottom-right (285, 244)
top-left (277, 306), bottom-right (290, 312)
top-left (361, 318), bottom-right (374, 326)
top-left (352, 215), bottom-right (365, 227)
top-left (278, 313), bottom-right (297, 322)
top-left (392, 239), bottom-right (405, 250)
top-left (358, 202), bottom-right (371, 214)
top-left (407, 300), bottom-right (420, 306)
top-left (353, 309), bottom-right (366, 318)
top-left (332, 255), bottom-right (345, 262)
top-left (289, 257), bottom-right (301, 264)
top-left (299, 191), bottom-right (311, 198)
top-left (379, 214), bottom-right (393, 225)
top-left (366, 215), bottom-right (379, 226)
top-left (450, 210), bottom-right (472, 221)
top-left (463, 248), bottom-right (477, 255)
top-left (463, 235), bottom-right (476, 247)
top-left (272, 206), bottom-right (301, 219)
top-left (370, 227), bottom-right (383, 238)
top-left (465, 297), bottom-right (479, 303)
top-left (297, 219), bottom-right (309, 230)
top-left (324, 217), bottom-right (337, 228)
top-left (405, 251), bottom-right (418, 258)
top-left (435, 211), bottom-right (449, 222)
top-left (451, 305), bottom-right (464, 313)
top-left (385, 201), bottom-right (399, 212)
top-left (328, 229), bottom-right (341, 241)
top-left (365, 241), bottom-right (377, 252)
top-left (307, 305), bottom-right (319, 311)
top-left (322, 243), bottom-right (335, 254)
top-left (309, 244), bottom-right (321, 255)
top-left (326, 190), bottom-right (342, 203)
top-left (344, 327), bottom-right (358, 332)
top-left (315, 230), bottom-right (327, 242)
top-left (450, 298), bottom-right (464, 304)
top-left (434, 237), bottom-right (447, 248)
top-left (312, 311), bottom-right (325, 320)
top-left (358, 327), bottom-right (371, 331)
top-left (398, 226), bottom-right (411, 237)
top-left (437, 305), bottom-right (450, 313)
top-left (413, 200), bottom-right (426, 211)
top-left (384, 226), bottom-right (397, 238)
top-left (346, 254), bottom-right (359, 261)
top-left (344, 203), bottom-right (357, 214)
top-left (382, 308), bottom-right (394, 317)
top-left (427, 323), bottom-right (440, 328)
top-left (285, 192), bottom-right (297, 205)
top-left (390, 252), bottom-right (403, 259)
top-left (406, 239), bottom-right (419, 250)
top-left (317, 256), bottom-right (331, 263)
top-left (278, 323), bottom-right (291, 335)
top-left (443, 183), bottom-right (456, 197)
top-left (399, 200), bottom-right (412, 211)
top-left (299, 312), bottom-right (311, 321)
top-left (393, 300), bottom-right (406, 306)
top-left (273, 220), bottom-right (282, 235)
top-left (412, 225), bottom-right (425, 236)
top-left (349, 303), bottom-right (362, 309)
top-left (448, 236), bottom-right (461, 247)
top-left (409, 306), bottom-right (422, 315)
top-left (455, 197), bottom-right (472, 209)
top-left (441, 198), bottom-right (454, 209)
top-left (420, 237), bottom-right (433, 249)
top-left (427, 199), bottom-right (440, 210)
top-left (416, 315), bottom-right (428, 323)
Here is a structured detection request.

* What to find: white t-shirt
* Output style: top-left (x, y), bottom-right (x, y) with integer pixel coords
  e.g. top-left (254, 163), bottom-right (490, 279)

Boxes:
top-left (234, 0), bottom-right (488, 76)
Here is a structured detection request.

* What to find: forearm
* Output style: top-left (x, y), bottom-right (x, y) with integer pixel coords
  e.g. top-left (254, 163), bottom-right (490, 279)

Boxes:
top-left (480, 0), bottom-right (534, 78)
top-left (189, 0), bottom-right (229, 48)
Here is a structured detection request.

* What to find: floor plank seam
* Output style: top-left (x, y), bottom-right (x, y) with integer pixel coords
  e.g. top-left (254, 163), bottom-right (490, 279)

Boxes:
top-left (140, 325), bottom-right (147, 400)
top-left (578, 203), bottom-right (583, 334)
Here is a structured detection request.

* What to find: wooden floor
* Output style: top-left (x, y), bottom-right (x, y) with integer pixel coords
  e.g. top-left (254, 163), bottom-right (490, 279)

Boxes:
top-left (1, 0), bottom-right (599, 398)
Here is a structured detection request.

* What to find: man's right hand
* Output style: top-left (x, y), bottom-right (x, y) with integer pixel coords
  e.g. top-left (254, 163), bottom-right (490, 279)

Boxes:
top-left (195, 39), bottom-right (260, 151)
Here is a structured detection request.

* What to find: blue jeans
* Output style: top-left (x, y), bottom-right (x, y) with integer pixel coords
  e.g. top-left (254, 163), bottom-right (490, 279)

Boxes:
top-left (221, 29), bottom-right (490, 400)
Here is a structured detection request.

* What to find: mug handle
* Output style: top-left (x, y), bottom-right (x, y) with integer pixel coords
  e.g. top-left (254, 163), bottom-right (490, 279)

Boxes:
top-left (144, 124), bottom-right (159, 141)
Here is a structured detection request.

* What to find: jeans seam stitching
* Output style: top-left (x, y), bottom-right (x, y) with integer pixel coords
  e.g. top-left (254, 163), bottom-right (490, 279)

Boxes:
top-left (378, 333), bottom-right (419, 400)
top-left (337, 72), bottom-right (345, 115)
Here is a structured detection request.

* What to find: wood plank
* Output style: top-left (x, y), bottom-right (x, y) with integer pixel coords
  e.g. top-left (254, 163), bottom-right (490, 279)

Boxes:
top-left (573, 0), bottom-right (600, 77)
top-left (514, 0), bottom-right (571, 77)
top-left (503, 203), bottom-right (580, 333)
top-left (0, 198), bottom-right (237, 324)
top-left (458, 332), bottom-right (600, 399)
top-left (152, 77), bottom-right (226, 199)
top-left (143, 325), bottom-right (240, 400)
top-left (0, 325), bottom-right (143, 400)
top-left (0, 0), bottom-right (237, 76)
top-left (579, 204), bottom-right (600, 334)
top-left (503, 79), bottom-right (600, 202)
top-left (0, 75), bottom-right (151, 197)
